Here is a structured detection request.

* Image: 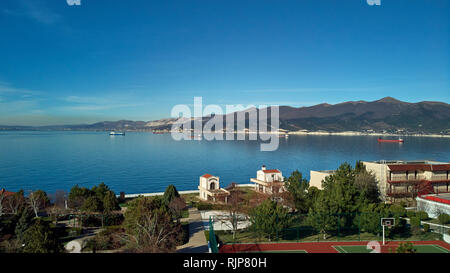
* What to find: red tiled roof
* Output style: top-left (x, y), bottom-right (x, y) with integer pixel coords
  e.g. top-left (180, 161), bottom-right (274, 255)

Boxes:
top-left (388, 164), bottom-right (431, 171)
top-left (431, 164), bottom-right (450, 171)
top-left (262, 169), bottom-right (280, 174)
top-left (202, 174), bottom-right (213, 178)
top-left (0, 188), bottom-right (15, 197)
top-left (423, 195), bottom-right (450, 205)
top-left (388, 164), bottom-right (450, 172)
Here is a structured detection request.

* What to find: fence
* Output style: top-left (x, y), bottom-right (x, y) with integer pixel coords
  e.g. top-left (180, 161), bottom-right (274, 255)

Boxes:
top-left (209, 212), bottom-right (446, 245)
top-left (209, 216), bottom-right (219, 253)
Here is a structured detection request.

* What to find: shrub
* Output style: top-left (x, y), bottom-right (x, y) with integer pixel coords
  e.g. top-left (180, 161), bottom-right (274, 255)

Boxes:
top-left (438, 213), bottom-right (449, 225)
top-left (196, 202), bottom-right (213, 211)
top-left (410, 216), bottom-right (421, 235)
top-left (396, 242), bottom-right (417, 253)
top-left (416, 211), bottom-right (429, 221)
top-left (390, 204), bottom-right (406, 217)
top-left (423, 224), bottom-right (430, 232)
top-left (406, 211), bottom-right (416, 219)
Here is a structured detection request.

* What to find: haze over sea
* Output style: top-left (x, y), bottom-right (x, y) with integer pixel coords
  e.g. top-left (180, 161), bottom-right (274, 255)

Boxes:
top-left (0, 131), bottom-right (449, 195)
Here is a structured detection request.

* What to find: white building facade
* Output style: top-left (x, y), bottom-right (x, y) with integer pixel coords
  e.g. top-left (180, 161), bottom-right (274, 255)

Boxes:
top-left (250, 165), bottom-right (285, 194)
top-left (198, 174), bottom-right (230, 202)
top-left (363, 160), bottom-right (450, 202)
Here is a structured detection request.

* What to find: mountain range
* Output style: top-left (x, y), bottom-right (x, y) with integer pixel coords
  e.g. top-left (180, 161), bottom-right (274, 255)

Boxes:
top-left (1, 97), bottom-right (449, 134)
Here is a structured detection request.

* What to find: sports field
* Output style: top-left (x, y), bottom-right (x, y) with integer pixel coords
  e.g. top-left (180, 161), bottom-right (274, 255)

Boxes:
top-left (220, 240), bottom-right (450, 253)
top-left (333, 244), bottom-right (450, 253)
top-left (240, 250), bottom-right (308, 253)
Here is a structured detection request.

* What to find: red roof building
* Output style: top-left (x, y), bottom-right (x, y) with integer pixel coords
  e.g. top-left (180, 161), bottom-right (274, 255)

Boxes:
top-left (0, 188), bottom-right (15, 197)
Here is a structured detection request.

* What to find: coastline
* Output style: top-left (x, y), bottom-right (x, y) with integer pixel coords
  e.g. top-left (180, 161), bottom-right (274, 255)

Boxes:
top-left (286, 131), bottom-right (450, 138)
top-left (169, 130), bottom-right (450, 138)
top-left (116, 183), bottom-right (255, 199)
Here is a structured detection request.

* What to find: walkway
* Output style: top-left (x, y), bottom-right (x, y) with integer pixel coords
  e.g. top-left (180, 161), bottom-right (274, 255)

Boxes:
top-left (177, 207), bottom-right (209, 253)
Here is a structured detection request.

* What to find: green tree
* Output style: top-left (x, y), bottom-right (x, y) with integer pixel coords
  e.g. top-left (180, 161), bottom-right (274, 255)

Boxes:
top-left (354, 170), bottom-right (380, 204)
top-left (22, 218), bottom-right (62, 253)
top-left (81, 196), bottom-right (103, 213)
top-left (396, 242), bottom-right (417, 253)
top-left (284, 170), bottom-right (310, 213)
top-left (249, 199), bottom-right (291, 241)
top-left (14, 208), bottom-right (34, 243)
top-left (307, 192), bottom-right (339, 239)
top-left (92, 182), bottom-right (111, 202)
top-left (103, 191), bottom-right (119, 213)
top-left (358, 203), bottom-right (390, 235)
top-left (68, 185), bottom-right (92, 210)
top-left (162, 185), bottom-right (180, 207)
top-left (389, 204), bottom-right (408, 236)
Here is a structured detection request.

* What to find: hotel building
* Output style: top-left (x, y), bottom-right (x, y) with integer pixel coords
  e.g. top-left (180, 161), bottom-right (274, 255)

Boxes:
top-left (363, 160), bottom-right (450, 203)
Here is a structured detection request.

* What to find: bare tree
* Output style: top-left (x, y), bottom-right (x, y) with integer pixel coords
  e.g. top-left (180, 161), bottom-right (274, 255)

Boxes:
top-left (122, 212), bottom-right (181, 253)
top-left (28, 190), bottom-right (48, 217)
top-left (220, 189), bottom-right (249, 241)
top-left (168, 196), bottom-right (186, 219)
top-left (5, 190), bottom-right (25, 215)
top-left (0, 191), bottom-right (5, 217)
top-left (48, 190), bottom-right (67, 223)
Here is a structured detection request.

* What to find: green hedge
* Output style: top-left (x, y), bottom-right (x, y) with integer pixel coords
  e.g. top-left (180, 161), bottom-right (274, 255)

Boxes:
top-left (416, 211), bottom-right (429, 221)
top-left (438, 213), bottom-right (449, 225)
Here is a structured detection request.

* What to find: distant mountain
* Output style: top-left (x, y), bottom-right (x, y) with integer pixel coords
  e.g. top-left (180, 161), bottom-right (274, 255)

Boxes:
top-left (275, 97), bottom-right (450, 133)
top-left (184, 97), bottom-right (450, 134)
top-left (1, 97), bottom-right (449, 134)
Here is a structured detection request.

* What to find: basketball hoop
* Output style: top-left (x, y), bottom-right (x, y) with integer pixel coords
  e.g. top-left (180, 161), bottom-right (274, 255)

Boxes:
top-left (381, 218), bottom-right (395, 227)
top-left (380, 218), bottom-right (395, 245)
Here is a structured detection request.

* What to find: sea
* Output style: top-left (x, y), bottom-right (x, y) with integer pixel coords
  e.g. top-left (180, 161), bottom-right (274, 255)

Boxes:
top-left (0, 131), bottom-right (449, 195)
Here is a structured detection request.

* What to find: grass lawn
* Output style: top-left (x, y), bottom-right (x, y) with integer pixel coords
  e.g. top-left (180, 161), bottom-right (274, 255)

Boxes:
top-left (181, 193), bottom-right (199, 204)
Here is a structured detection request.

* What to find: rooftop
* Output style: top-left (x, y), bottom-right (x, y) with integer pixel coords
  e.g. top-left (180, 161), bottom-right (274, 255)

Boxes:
top-left (311, 170), bottom-right (336, 174)
top-left (0, 188), bottom-right (15, 197)
top-left (388, 164), bottom-right (450, 171)
top-left (420, 193), bottom-right (450, 205)
top-left (367, 160), bottom-right (448, 165)
top-left (262, 169), bottom-right (281, 174)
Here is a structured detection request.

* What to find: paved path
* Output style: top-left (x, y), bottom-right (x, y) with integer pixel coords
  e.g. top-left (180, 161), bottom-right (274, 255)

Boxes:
top-left (177, 207), bottom-right (209, 253)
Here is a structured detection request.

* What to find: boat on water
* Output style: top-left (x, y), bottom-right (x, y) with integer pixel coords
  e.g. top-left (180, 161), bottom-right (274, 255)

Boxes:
top-left (109, 131), bottom-right (125, 136)
top-left (378, 137), bottom-right (403, 143)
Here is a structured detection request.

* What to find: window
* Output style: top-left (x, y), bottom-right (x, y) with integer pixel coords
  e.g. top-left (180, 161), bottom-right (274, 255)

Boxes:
top-left (210, 183), bottom-right (215, 190)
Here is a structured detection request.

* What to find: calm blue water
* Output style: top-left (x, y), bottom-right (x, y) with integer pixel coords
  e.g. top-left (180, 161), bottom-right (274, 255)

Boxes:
top-left (0, 131), bottom-right (449, 195)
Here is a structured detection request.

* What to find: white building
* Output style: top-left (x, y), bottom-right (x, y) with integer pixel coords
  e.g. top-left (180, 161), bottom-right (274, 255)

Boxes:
top-left (416, 193), bottom-right (450, 218)
top-left (250, 165), bottom-right (285, 194)
top-left (363, 160), bottom-right (450, 202)
top-left (198, 174), bottom-right (230, 202)
top-left (309, 170), bottom-right (335, 189)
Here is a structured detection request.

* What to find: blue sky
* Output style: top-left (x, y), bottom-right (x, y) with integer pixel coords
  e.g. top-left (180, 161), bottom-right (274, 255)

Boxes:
top-left (0, 0), bottom-right (448, 125)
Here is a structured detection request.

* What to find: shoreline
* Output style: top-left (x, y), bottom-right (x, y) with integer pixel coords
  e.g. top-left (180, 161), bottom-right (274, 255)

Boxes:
top-left (117, 183), bottom-right (254, 199)
top-left (286, 131), bottom-right (450, 138)
top-left (1, 129), bottom-right (449, 138)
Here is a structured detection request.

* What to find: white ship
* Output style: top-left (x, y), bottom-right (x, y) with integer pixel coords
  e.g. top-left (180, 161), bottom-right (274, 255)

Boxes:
top-left (109, 131), bottom-right (125, 136)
